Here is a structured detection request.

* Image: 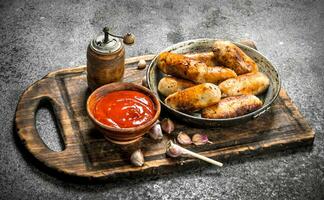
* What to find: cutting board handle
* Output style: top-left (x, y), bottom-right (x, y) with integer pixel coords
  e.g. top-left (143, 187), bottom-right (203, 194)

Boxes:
top-left (15, 77), bottom-right (77, 168)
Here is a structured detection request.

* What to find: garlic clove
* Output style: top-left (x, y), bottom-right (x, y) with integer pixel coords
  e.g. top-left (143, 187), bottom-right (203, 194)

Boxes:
top-left (192, 134), bottom-right (211, 145)
top-left (166, 141), bottom-right (183, 157)
top-left (138, 59), bottom-right (147, 69)
top-left (239, 39), bottom-right (257, 50)
top-left (177, 131), bottom-right (192, 145)
top-left (149, 123), bottom-right (163, 140)
top-left (130, 149), bottom-right (144, 167)
top-left (166, 141), bottom-right (223, 167)
top-left (161, 118), bottom-right (175, 134)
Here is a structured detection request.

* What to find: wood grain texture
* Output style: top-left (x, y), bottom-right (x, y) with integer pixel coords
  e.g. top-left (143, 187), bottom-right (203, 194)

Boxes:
top-left (15, 54), bottom-right (315, 179)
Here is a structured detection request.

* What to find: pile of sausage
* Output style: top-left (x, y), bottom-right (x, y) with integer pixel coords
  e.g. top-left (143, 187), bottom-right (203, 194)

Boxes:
top-left (157, 40), bottom-right (270, 119)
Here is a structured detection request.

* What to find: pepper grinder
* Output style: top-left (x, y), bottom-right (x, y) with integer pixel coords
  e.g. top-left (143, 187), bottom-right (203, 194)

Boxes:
top-left (87, 27), bottom-right (135, 91)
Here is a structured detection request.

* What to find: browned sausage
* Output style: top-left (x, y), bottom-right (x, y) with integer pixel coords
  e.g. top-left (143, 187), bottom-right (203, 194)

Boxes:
top-left (158, 77), bottom-right (196, 97)
top-left (157, 52), bottom-right (237, 84)
top-left (213, 41), bottom-right (258, 74)
top-left (201, 95), bottom-right (262, 119)
top-left (219, 72), bottom-right (270, 97)
top-left (184, 52), bottom-right (217, 67)
top-left (165, 83), bottom-right (221, 113)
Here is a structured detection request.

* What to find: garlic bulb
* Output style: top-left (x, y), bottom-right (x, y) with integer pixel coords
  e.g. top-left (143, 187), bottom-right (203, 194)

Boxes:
top-left (166, 141), bottom-right (183, 157)
top-left (177, 131), bottom-right (192, 145)
top-left (192, 134), bottom-right (211, 145)
top-left (166, 141), bottom-right (223, 167)
top-left (161, 118), bottom-right (175, 134)
top-left (149, 123), bottom-right (163, 140)
top-left (130, 149), bottom-right (144, 166)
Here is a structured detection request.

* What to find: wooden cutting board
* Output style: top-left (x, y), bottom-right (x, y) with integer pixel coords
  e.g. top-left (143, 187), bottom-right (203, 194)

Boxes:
top-left (15, 54), bottom-right (315, 179)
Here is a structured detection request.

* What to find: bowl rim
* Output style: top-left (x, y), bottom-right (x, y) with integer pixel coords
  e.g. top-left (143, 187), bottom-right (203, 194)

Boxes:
top-left (86, 82), bottom-right (161, 132)
top-left (146, 38), bottom-right (281, 122)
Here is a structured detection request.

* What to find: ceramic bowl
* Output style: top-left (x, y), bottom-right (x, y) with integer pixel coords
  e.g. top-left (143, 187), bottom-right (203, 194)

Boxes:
top-left (87, 82), bottom-right (161, 144)
top-left (146, 38), bottom-right (281, 127)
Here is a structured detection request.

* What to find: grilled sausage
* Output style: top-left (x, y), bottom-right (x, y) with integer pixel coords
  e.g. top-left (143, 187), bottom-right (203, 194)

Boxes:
top-left (219, 72), bottom-right (270, 97)
top-left (157, 52), bottom-right (237, 84)
top-left (213, 41), bottom-right (258, 74)
top-left (158, 77), bottom-right (196, 97)
top-left (202, 95), bottom-right (263, 119)
top-left (165, 83), bottom-right (221, 113)
top-left (184, 52), bottom-right (217, 67)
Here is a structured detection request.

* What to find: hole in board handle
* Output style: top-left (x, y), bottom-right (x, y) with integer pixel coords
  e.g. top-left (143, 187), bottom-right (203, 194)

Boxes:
top-left (36, 98), bottom-right (65, 152)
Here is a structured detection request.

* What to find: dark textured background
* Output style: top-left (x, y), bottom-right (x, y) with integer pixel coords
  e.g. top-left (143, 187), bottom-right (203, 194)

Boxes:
top-left (0, 0), bottom-right (323, 199)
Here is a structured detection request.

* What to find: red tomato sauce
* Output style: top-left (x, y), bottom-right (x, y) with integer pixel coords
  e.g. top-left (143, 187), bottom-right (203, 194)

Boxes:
top-left (93, 90), bottom-right (156, 128)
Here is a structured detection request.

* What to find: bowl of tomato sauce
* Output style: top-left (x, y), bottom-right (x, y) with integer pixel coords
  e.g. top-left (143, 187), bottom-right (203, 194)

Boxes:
top-left (87, 82), bottom-right (161, 144)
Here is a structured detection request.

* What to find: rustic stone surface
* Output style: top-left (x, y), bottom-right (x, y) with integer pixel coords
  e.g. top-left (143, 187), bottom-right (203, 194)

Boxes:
top-left (0, 0), bottom-right (323, 199)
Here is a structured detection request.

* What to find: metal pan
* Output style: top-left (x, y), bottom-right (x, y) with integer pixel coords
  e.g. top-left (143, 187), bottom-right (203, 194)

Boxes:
top-left (146, 38), bottom-right (281, 127)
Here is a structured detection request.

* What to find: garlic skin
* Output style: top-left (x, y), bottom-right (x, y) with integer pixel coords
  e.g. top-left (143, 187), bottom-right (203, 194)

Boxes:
top-left (149, 123), bottom-right (163, 140)
top-left (192, 134), bottom-right (211, 145)
top-left (166, 141), bottom-right (183, 157)
top-left (161, 118), bottom-right (175, 134)
top-left (177, 131), bottom-right (192, 145)
top-left (130, 149), bottom-right (144, 166)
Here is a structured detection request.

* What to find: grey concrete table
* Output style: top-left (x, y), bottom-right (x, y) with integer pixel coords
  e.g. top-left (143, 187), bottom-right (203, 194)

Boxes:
top-left (1, 0), bottom-right (323, 199)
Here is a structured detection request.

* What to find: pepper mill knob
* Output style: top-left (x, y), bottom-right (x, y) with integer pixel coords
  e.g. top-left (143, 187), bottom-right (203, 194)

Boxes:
top-left (123, 33), bottom-right (135, 45)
